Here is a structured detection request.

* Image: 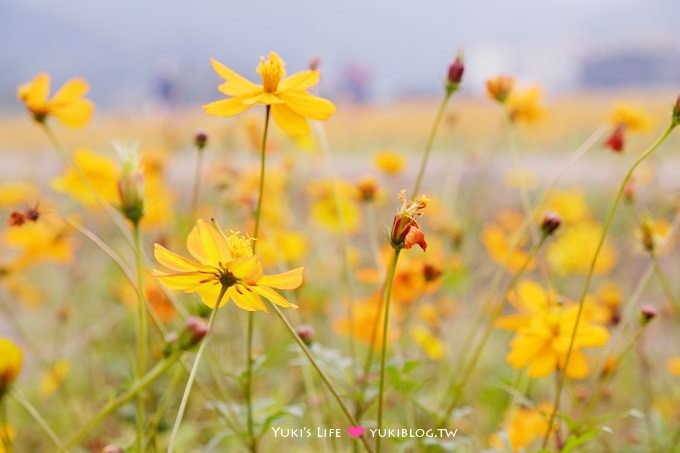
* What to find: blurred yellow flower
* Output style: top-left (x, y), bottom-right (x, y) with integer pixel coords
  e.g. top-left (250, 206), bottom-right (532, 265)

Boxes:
top-left (153, 219), bottom-right (303, 312)
top-left (0, 338), bottom-right (23, 395)
top-left (204, 52), bottom-right (335, 136)
top-left (609, 103), bottom-right (653, 132)
top-left (51, 148), bottom-right (119, 206)
top-left (39, 359), bottom-right (70, 398)
top-left (334, 292), bottom-right (401, 347)
top-left (506, 86), bottom-right (545, 124)
top-left (257, 230), bottom-right (309, 266)
top-left (17, 73), bottom-right (94, 127)
top-left (546, 222), bottom-right (616, 276)
top-left (410, 326), bottom-right (444, 360)
top-left (481, 210), bottom-right (535, 273)
top-left (506, 304), bottom-right (608, 378)
top-left (490, 402), bottom-right (553, 452)
top-left (504, 167), bottom-right (538, 190)
top-left (667, 356), bottom-right (680, 376)
top-left (0, 182), bottom-right (38, 208)
top-left (373, 150), bottom-right (406, 175)
top-left (309, 181), bottom-right (360, 234)
top-left (0, 424), bottom-right (15, 453)
top-left (118, 275), bottom-right (177, 323)
top-left (3, 215), bottom-right (74, 266)
top-left (541, 189), bottom-right (590, 225)
top-left (495, 280), bottom-right (557, 331)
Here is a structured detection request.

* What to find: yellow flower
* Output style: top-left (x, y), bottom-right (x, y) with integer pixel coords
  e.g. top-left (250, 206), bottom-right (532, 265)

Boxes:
top-left (486, 75), bottom-right (514, 104)
top-left (17, 73), bottom-right (94, 127)
top-left (506, 304), bottom-right (609, 378)
top-left (481, 210), bottom-right (535, 273)
top-left (0, 338), bottom-right (23, 395)
top-left (3, 215), bottom-right (74, 267)
top-left (667, 356), bottom-right (680, 376)
top-left (333, 292), bottom-right (402, 347)
top-left (546, 221), bottom-right (616, 275)
top-left (0, 425), bottom-right (15, 453)
top-left (490, 402), bottom-right (553, 452)
top-left (51, 148), bottom-right (119, 206)
top-left (540, 189), bottom-right (590, 225)
top-left (410, 326), bottom-right (444, 360)
top-left (609, 103), bottom-right (652, 132)
top-left (495, 280), bottom-right (557, 331)
top-left (506, 86), bottom-right (545, 124)
top-left (0, 182), bottom-right (38, 208)
top-left (39, 359), bottom-right (70, 399)
top-left (153, 219), bottom-right (303, 312)
top-left (204, 52), bottom-right (336, 136)
top-left (309, 180), bottom-right (361, 234)
top-left (117, 274), bottom-right (177, 323)
top-left (373, 150), bottom-right (406, 175)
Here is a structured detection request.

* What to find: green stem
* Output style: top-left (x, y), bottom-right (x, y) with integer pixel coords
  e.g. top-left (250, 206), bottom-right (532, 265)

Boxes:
top-left (9, 390), bottom-right (64, 450)
top-left (376, 247), bottom-right (402, 453)
top-left (133, 221), bottom-right (147, 451)
top-left (541, 122), bottom-right (677, 449)
top-left (191, 148), bottom-right (204, 215)
top-left (651, 254), bottom-right (680, 315)
top-left (145, 365), bottom-right (184, 450)
top-left (167, 287), bottom-right (226, 453)
top-left (59, 351), bottom-right (183, 452)
top-left (271, 305), bottom-right (373, 453)
top-left (438, 234), bottom-right (547, 427)
top-left (411, 92), bottom-right (452, 199)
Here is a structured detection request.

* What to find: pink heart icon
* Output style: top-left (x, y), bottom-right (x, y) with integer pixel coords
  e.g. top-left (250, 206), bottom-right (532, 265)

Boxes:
top-left (347, 425), bottom-right (365, 438)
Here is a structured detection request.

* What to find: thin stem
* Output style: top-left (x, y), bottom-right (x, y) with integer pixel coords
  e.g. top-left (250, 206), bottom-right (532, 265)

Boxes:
top-left (59, 350), bottom-right (183, 452)
top-left (191, 148), bottom-right (204, 215)
top-left (271, 305), bottom-right (373, 453)
top-left (651, 254), bottom-right (680, 315)
top-left (411, 92), bottom-right (452, 199)
top-left (167, 287), bottom-right (226, 453)
top-left (133, 221), bottom-right (147, 451)
top-left (9, 390), bottom-right (64, 450)
top-left (145, 365), bottom-right (184, 450)
top-left (541, 122), bottom-right (677, 448)
top-left (438, 234), bottom-right (547, 427)
top-left (376, 247), bottom-right (402, 453)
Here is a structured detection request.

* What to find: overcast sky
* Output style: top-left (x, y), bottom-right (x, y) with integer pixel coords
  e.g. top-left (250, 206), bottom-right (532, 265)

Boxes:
top-left (1, 0), bottom-right (679, 108)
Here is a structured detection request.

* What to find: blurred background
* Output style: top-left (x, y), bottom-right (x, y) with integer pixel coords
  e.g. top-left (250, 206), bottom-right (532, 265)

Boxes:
top-left (1, 0), bottom-right (680, 110)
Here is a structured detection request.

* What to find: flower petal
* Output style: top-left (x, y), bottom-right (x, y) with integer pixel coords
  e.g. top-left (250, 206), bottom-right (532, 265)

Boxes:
top-left (186, 219), bottom-right (231, 267)
top-left (210, 58), bottom-right (261, 96)
top-left (227, 256), bottom-right (260, 280)
top-left (51, 78), bottom-right (89, 104)
top-left (154, 243), bottom-right (204, 272)
top-left (51, 99), bottom-right (94, 128)
top-left (562, 348), bottom-right (589, 379)
top-left (230, 284), bottom-right (267, 312)
top-left (278, 70), bottom-right (319, 92)
top-left (278, 91), bottom-right (335, 120)
top-left (250, 284), bottom-right (297, 309)
top-left (17, 73), bottom-right (50, 109)
top-left (256, 267), bottom-right (303, 289)
top-left (526, 346), bottom-right (557, 377)
top-left (271, 104), bottom-right (310, 136)
top-left (196, 281), bottom-right (229, 308)
top-left (153, 270), bottom-right (211, 291)
top-left (203, 96), bottom-right (252, 117)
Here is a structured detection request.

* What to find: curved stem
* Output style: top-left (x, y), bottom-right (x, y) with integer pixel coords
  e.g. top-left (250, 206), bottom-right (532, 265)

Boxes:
top-left (411, 92), bottom-right (452, 199)
top-left (9, 390), bottom-right (64, 450)
top-left (59, 350), bottom-right (183, 452)
top-left (133, 221), bottom-right (147, 450)
top-left (376, 247), bottom-right (401, 453)
top-left (270, 305), bottom-right (373, 453)
top-left (541, 122), bottom-right (677, 448)
top-left (167, 288), bottom-right (225, 453)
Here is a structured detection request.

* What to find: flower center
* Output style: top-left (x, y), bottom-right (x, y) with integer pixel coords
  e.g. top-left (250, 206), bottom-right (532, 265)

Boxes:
top-left (257, 52), bottom-right (286, 93)
top-left (219, 269), bottom-right (238, 288)
top-left (226, 232), bottom-right (253, 258)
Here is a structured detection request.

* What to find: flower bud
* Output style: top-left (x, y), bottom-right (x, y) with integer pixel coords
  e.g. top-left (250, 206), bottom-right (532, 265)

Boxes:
top-left (194, 130), bottom-right (208, 151)
top-left (297, 324), bottom-right (315, 346)
top-left (640, 304), bottom-right (657, 324)
top-left (117, 146), bottom-right (145, 224)
top-left (540, 211), bottom-right (561, 236)
top-left (672, 95), bottom-right (680, 126)
top-left (356, 176), bottom-right (378, 203)
top-left (309, 56), bottom-right (321, 71)
top-left (446, 53), bottom-right (464, 94)
top-left (604, 124), bottom-right (625, 152)
top-left (0, 338), bottom-right (23, 397)
top-left (486, 76), bottom-right (514, 104)
top-left (639, 214), bottom-right (655, 254)
top-left (178, 317), bottom-right (209, 350)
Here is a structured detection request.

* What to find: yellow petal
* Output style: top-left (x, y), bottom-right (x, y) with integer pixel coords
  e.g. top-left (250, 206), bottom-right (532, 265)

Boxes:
top-left (186, 219), bottom-right (231, 267)
top-left (210, 58), bottom-right (261, 96)
top-left (526, 346), bottom-right (557, 377)
top-left (278, 70), bottom-right (319, 92)
top-left (196, 281), bottom-right (229, 308)
top-left (494, 314), bottom-right (530, 331)
top-left (227, 256), bottom-right (260, 280)
top-left (278, 91), bottom-right (335, 120)
top-left (256, 267), bottom-right (304, 289)
top-left (249, 284), bottom-right (297, 309)
top-left (51, 78), bottom-right (89, 104)
top-left (51, 99), bottom-right (94, 128)
top-left (154, 243), bottom-right (204, 272)
top-left (17, 73), bottom-right (50, 109)
top-left (271, 104), bottom-right (310, 136)
top-left (574, 325), bottom-right (609, 348)
top-left (154, 271), bottom-right (210, 291)
top-left (243, 92), bottom-right (284, 105)
top-left (562, 348), bottom-right (589, 379)
top-left (203, 96), bottom-right (253, 117)
top-left (230, 285), bottom-right (267, 312)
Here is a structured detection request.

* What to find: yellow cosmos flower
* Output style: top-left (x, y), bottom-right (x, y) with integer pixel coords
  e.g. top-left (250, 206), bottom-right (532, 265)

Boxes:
top-left (309, 180), bottom-right (361, 234)
top-left (481, 210), bottom-right (535, 273)
top-left (374, 150), bottom-right (406, 175)
top-left (495, 280), bottom-right (558, 331)
top-left (410, 326), bottom-right (444, 360)
top-left (609, 103), bottom-right (652, 132)
top-left (153, 219), bottom-right (303, 312)
top-left (17, 73), bottom-right (94, 127)
top-left (546, 221), bottom-right (616, 275)
top-left (540, 189), bottom-right (590, 225)
top-left (506, 86), bottom-right (545, 124)
top-left (3, 215), bottom-right (74, 267)
top-left (204, 51), bottom-right (336, 136)
top-left (0, 182), bottom-right (38, 208)
top-left (39, 359), bottom-right (70, 399)
top-left (490, 402), bottom-right (553, 452)
top-left (506, 304), bottom-right (609, 379)
top-left (0, 338), bottom-right (23, 395)
top-left (667, 356), bottom-right (680, 376)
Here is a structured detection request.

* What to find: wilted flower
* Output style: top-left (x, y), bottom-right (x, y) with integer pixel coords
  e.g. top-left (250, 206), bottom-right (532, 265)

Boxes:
top-left (204, 52), bottom-right (335, 136)
top-left (17, 73), bottom-right (94, 127)
top-left (153, 219), bottom-right (303, 312)
top-left (390, 190), bottom-right (429, 251)
top-left (486, 75), bottom-right (514, 104)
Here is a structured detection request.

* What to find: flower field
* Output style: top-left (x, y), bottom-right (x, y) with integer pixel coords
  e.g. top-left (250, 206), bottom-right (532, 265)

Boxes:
top-left (1, 49), bottom-right (680, 453)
